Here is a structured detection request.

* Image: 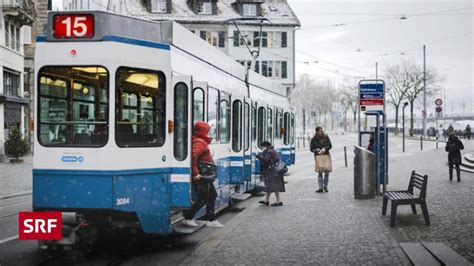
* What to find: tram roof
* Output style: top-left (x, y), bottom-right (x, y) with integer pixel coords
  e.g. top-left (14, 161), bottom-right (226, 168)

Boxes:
top-left (43, 11), bottom-right (287, 96)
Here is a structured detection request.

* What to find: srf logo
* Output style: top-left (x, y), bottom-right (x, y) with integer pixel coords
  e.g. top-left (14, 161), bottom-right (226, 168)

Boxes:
top-left (19, 212), bottom-right (62, 240)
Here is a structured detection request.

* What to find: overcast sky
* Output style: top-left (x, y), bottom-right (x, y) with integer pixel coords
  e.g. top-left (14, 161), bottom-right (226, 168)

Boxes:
top-left (287, 0), bottom-right (473, 116)
top-left (51, 0), bottom-right (473, 116)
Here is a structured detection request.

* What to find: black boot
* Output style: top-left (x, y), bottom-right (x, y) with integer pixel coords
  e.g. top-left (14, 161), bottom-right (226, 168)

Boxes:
top-left (316, 189), bottom-right (324, 193)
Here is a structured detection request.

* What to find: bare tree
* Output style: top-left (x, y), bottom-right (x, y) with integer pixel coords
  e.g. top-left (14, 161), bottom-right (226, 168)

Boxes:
top-left (340, 79), bottom-right (359, 131)
top-left (384, 63), bottom-right (411, 135)
top-left (404, 62), bottom-right (444, 136)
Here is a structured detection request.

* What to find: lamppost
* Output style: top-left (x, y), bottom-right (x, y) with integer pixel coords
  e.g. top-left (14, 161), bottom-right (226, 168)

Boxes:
top-left (402, 102), bottom-right (409, 152)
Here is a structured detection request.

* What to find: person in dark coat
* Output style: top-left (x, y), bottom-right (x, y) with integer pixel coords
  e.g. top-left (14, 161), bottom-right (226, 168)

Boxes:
top-left (466, 124), bottom-right (471, 140)
top-left (367, 132), bottom-right (375, 152)
top-left (310, 127), bottom-right (333, 193)
top-left (183, 121), bottom-right (223, 228)
top-left (257, 141), bottom-right (284, 206)
top-left (445, 132), bottom-right (464, 182)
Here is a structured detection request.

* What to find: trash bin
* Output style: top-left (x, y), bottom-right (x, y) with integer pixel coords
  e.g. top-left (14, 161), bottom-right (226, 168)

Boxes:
top-left (353, 145), bottom-right (375, 199)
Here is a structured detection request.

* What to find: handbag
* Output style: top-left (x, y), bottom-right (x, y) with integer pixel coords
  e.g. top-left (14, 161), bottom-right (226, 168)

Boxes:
top-left (197, 161), bottom-right (217, 182)
top-left (315, 154), bottom-right (332, 172)
top-left (272, 160), bottom-right (288, 175)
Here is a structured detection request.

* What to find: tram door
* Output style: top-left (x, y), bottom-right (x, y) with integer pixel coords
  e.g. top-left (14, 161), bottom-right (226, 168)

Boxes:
top-left (170, 75), bottom-right (193, 208)
top-left (243, 98), bottom-right (252, 185)
top-left (229, 95), bottom-right (244, 184)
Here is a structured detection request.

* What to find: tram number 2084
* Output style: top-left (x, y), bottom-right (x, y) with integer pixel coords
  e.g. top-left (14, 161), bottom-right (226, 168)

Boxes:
top-left (116, 198), bottom-right (130, 206)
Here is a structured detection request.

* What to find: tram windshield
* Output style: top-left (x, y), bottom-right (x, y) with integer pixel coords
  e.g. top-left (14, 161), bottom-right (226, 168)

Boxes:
top-left (38, 66), bottom-right (109, 147)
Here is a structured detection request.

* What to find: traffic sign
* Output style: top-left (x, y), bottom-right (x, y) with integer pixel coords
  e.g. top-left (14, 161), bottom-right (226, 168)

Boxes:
top-left (436, 106), bottom-right (442, 113)
top-left (435, 98), bottom-right (443, 106)
top-left (359, 82), bottom-right (384, 111)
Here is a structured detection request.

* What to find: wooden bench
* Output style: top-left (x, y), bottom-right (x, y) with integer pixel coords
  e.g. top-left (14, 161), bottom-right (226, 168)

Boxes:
top-left (382, 171), bottom-right (430, 227)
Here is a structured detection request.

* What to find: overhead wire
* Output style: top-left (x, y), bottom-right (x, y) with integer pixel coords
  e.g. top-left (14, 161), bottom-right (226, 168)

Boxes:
top-left (299, 6), bottom-right (474, 31)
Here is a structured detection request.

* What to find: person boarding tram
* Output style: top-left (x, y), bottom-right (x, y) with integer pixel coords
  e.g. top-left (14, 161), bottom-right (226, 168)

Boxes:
top-left (183, 121), bottom-right (224, 228)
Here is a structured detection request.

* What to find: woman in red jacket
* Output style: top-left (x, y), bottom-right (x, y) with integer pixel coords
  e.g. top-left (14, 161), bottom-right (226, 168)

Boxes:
top-left (182, 121), bottom-right (224, 228)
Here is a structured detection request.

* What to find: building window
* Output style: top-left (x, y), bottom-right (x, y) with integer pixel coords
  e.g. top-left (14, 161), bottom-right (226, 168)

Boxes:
top-left (253, 31), bottom-right (287, 48)
top-left (3, 70), bottom-right (20, 96)
top-left (151, 0), bottom-right (167, 13)
top-left (260, 61), bottom-right (287, 78)
top-left (5, 21), bottom-right (10, 47)
top-left (197, 1), bottom-right (212, 15)
top-left (200, 31), bottom-right (225, 48)
top-left (242, 3), bottom-right (257, 16)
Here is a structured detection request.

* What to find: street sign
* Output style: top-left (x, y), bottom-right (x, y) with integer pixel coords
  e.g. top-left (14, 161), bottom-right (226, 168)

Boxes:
top-left (436, 106), bottom-right (442, 113)
top-left (359, 82), bottom-right (384, 112)
top-left (435, 98), bottom-right (443, 106)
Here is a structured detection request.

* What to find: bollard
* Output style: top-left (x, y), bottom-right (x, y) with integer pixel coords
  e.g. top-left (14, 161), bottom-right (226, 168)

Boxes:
top-left (303, 136), bottom-right (305, 148)
top-left (344, 146), bottom-right (348, 167)
top-left (420, 135), bottom-right (423, 151)
top-left (436, 136), bottom-right (438, 149)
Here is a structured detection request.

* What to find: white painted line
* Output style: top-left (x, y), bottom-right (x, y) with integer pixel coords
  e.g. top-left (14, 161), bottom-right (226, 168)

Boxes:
top-left (0, 235), bottom-right (18, 244)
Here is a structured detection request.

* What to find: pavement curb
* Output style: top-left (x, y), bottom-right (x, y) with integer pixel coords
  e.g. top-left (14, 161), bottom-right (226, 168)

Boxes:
top-left (0, 190), bottom-right (32, 200)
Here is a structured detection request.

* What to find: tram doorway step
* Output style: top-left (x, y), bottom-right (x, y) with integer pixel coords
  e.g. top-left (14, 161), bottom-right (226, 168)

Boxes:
top-left (173, 220), bottom-right (206, 234)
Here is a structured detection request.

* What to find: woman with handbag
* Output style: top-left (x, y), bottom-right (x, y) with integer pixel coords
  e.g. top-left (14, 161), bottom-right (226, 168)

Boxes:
top-left (182, 121), bottom-right (224, 228)
top-left (256, 141), bottom-right (285, 206)
top-left (310, 127), bottom-right (333, 193)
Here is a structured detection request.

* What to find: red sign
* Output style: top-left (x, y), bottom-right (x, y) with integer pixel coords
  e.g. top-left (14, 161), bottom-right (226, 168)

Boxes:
top-left (53, 14), bottom-right (94, 39)
top-left (360, 99), bottom-right (384, 106)
top-left (19, 212), bottom-right (62, 240)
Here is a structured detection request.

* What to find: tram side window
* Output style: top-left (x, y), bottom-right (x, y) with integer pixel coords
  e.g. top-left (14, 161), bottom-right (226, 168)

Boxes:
top-left (208, 88), bottom-right (219, 141)
top-left (257, 107), bottom-right (265, 148)
top-left (244, 102), bottom-right (250, 151)
top-left (284, 112), bottom-right (290, 145)
top-left (193, 88), bottom-right (205, 125)
top-left (219, 93), bottom-right (231, 143)
top-left (291, 113), bottom-right (295, 145)
top-left (232, 100), bottom-right (242, 152)
top-left (38, 66), bottom-right (109, 147)
top-left (267, 108), bottom-right (273, 144)
top-left (275, 110), bottom-right (281, 139)
top-left (115, 67), bottom-right (166, 147)
top-left (251, 105), bottom-right (257, 144)
top-left (174, 83), bottom-right (188, 161)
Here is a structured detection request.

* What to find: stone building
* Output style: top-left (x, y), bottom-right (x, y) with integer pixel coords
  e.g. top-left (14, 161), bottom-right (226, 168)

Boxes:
top-left (0, 0), bottom-right (35, 161)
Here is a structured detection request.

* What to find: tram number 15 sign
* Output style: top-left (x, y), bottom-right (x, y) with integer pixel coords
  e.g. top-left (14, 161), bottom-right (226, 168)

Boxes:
top-left (53, 14), bottom-right (94, 39)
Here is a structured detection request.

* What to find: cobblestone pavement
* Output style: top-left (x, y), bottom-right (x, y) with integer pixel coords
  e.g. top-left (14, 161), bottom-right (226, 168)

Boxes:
top-left (179, 139), bottom-right (474, 265)
top-left (0, 155), bottom-right (33, 198)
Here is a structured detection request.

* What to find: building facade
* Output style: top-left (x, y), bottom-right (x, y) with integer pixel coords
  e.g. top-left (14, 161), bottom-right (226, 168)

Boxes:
top-left (0, 0), bottom-right (35, 161)
top-left (63, 0), bottom-right (300, 94)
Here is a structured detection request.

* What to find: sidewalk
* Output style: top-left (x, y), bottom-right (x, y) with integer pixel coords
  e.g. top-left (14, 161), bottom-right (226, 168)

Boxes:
top-left (0, 154), bottom-right (33, 198)
top-left (178, 140), bottom-right (474, 265)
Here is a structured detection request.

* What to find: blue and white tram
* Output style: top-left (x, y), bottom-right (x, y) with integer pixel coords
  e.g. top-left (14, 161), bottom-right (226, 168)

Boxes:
top-left (33, 11), bottom-right (295, 246)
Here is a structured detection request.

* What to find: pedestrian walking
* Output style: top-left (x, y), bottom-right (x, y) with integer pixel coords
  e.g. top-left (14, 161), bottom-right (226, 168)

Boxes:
top-left (310, 127), bottom-right (333, 193)
top-left (257, 141), bottom-right (285, 207)
top-left (445, 132), bottom-right (464, 182)
top-left (465, 124), bottom-right (471, 140)
top-left (183, 121), bottom-right (224, 228)
top-left (447, 124), bottom-right (454, 135)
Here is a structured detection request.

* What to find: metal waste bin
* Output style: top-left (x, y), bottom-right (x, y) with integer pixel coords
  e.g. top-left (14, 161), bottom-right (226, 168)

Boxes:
top-left (353, 145), bottom-right (375, 199)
